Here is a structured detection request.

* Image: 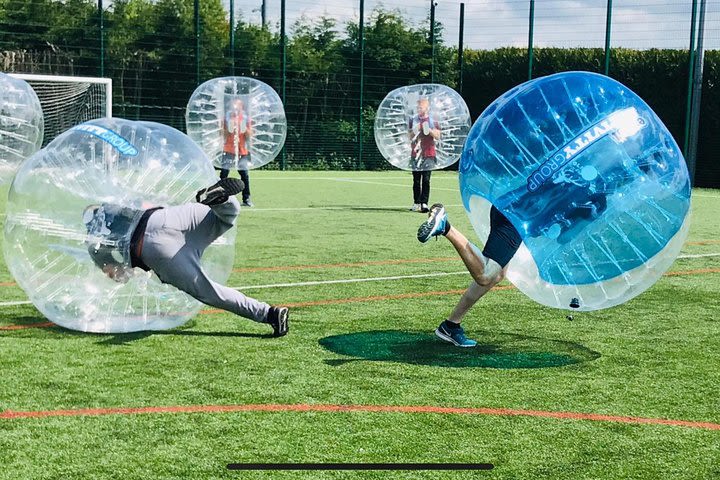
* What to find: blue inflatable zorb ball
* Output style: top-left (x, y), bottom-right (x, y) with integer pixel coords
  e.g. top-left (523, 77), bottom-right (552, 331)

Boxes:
top-left (460, 71), bottom-right (691, 311)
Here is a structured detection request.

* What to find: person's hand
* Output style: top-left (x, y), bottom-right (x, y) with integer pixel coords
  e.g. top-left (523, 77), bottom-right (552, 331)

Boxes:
top-left (227, 119), bottom-right (237, 133)
top-left (422, 121), bottom-right (431, 136)
top-left (412, 123), bottom-right (421, 136)
top-left (102, 264), bottom-right (132, 284)
top-left (239, 117), bottom-right (247, 134)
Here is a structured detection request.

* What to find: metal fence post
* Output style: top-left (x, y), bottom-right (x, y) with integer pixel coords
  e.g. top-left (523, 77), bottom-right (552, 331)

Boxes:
top-left (458, 3), bottom-right (464, 93)
top-left (357, 0), bottom-right (365, 168)
top-left (528, 0), bottom-right (535, 80)
top-left (98, 0), bottom-right (104, 77)
top-left (603, 0), bottom-right (613, 75)
top-left (194, 0), bottom-right (200, 84)
top-left (280, 0), bottom-right (287, 170)
top-left (430, 0), bottom-right (436, 83)
top-left (229, 0), bottom-right (235, 75)
top-left (683, 0), bottom-right (699, 157)
top-left (687, 0), bottom-right (707, 185)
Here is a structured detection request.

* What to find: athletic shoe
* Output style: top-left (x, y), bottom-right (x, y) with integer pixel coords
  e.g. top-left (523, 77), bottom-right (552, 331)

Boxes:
top-left (421, 203), bottom-right (429, 213)
top-left (242, 198), bottom-right (254, 207)
top-left (267, 306), bottom-right (289, 337)
top-left (410, 203), bottom-right (420, 212)
top-left (417, 203), bottom-right (449, 243)
top-left (195, 178), bottom-right (245, 206)
top-left (435, 320), bottom-right (477, 348)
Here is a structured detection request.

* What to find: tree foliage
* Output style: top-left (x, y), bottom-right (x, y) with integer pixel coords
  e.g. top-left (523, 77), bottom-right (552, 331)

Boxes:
top-left (0, 0), bottom-right (717, 180)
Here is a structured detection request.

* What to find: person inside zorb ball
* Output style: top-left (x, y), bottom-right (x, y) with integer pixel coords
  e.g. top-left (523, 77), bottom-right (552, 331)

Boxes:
top-left (416, 71), bottom-right (691, 347)
top-left (3, 118), bottom-right (288, 335)
top-left (374, 84), bottom-right (470, 213)
top-left (186, 77), bottom-right (287, 207)
top-left (0, 73), bottom-right (44, 184)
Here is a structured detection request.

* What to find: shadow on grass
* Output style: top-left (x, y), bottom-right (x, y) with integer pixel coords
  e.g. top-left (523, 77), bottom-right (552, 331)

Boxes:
top-left (0, 315), bottom-right (272, 344)
top-left (319, 330), bottom-right (600, 369)
top-left (95, 329), bottom-right (273, 345)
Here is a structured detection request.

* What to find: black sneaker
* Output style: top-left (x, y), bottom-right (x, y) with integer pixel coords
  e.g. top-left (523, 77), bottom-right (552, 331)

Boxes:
top-left (195, 178), bottom-right (245, 206)
top-left (267, 306), bottom-right (289, 337)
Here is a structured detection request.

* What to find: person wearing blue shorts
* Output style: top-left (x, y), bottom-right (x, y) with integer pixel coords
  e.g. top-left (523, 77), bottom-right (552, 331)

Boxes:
top-left (417, 203), bottom-right (522, 347)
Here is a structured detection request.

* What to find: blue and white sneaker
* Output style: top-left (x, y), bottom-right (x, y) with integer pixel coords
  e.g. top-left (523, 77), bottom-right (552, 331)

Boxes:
top-left (417, 203), bottom-right (449, 243)
top-left (435, 320), bottom-right (477, 348)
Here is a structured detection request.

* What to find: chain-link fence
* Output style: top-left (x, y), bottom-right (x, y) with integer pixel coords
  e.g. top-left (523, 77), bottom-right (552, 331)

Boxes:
top-left (0, 0), bottom-right (718, 186)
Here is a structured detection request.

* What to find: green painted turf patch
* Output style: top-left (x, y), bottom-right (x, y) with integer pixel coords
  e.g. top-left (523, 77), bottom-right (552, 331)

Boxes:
top-left (320, 330), bottom-right (601, 369)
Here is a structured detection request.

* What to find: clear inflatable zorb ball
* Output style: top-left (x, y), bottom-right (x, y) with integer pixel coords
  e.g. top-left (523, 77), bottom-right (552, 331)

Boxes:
top-left (374, 84), bottom-right (470, 171)
top-left (186, 77), bottom-right (286, 171)
top-left (0, 73), bottom-right (44, 184)
top-left (3, 118), bottom-right (235, 333)
top-left (460, 71), bottom-right (690, 311)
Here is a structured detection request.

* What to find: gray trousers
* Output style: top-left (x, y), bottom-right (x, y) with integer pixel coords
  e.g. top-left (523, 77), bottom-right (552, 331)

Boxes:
top-left (140, 197), bottom-right (270, 323)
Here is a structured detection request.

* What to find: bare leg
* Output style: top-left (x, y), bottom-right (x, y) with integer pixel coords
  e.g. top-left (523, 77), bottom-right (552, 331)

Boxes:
top-left (444, 226), bottom-right (504, 288)
top-left (447, 281), bottom-right (493, 323)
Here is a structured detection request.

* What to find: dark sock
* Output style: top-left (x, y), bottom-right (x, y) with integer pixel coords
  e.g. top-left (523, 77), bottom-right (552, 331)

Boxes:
top-left (444, 320), bottom-right (461, 329)
top-left (443, 220), bottom-right (451, 236)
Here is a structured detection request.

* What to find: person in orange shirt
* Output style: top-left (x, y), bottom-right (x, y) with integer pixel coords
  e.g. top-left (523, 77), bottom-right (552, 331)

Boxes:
top-left (220, 98), bottom-right (253, 207)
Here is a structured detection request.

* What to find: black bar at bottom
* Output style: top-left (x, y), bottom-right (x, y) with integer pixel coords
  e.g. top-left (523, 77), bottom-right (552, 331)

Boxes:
top-left (227, 463), bottom-right (494, 471)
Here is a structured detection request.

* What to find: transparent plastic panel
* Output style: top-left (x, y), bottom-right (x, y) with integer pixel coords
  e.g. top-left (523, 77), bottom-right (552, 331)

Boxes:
top-left (374, 84), bottom-right (471, 171)
top-left (3, 118), bottom-right (235, 332)
top-left (0, 73), bottom-right (44, 183)
top-left (459, 72), bottom-right (691, 310)
top-left (186, 77), bottom-right (287, 170)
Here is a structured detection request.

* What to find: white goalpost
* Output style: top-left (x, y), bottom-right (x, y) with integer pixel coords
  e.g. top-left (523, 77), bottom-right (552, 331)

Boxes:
top-left (8, 73), bottom-right (112, 146)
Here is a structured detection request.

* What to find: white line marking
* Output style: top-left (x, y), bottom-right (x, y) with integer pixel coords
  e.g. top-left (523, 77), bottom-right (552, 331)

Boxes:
top-left (253, 176), bottom-right (459, 181)
top-left (243, 204), bottom-right (463, 212)
top-left (693, 193), bottom-right (720, 198)
top-left (326, 178), bottom-right (458, 192)
top-left (0, 253), bottom-right (717, 308)
top-left (232, 271), bottom-right (469, 290)
top-left (0, 300), bottom-right (31, 306)
top-left (678, 253), bottom-right (720, 259)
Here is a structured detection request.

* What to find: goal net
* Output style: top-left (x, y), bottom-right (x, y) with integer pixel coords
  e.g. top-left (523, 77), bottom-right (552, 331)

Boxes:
top-left (8, 73), bottom-right (112, 146)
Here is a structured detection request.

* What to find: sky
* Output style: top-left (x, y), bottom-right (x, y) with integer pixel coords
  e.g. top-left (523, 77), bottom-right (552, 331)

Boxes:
top-left (222, 0), bottom-right (719, 51)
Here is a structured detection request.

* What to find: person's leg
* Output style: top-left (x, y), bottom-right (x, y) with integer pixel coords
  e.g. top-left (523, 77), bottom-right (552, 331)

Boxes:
top-left (145, 245), bottom-right (271, 323)
top-left (444, 226), bottom-right (504, 288)
top-left (141, 204), bottom-right (288, 336)
top-left (418, 204), bottom-right (521, 346)
top-left (420, 170), bottom-right (431, 209)
top-left (155, 198), bottom-right (240, 250)
top-left (219, 168), bottom-right (230, 179)
top-left (412, 171), bottom-right (422, 207)
top-left (238, 168), bottom-right (251, 204)
top-left (447, 279), bottom-right (499, 323)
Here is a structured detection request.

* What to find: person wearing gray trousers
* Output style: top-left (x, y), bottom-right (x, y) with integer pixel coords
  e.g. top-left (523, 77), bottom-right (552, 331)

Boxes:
top-left (141, 199), bottom-right (270, 321)
top-left (85, 177), bottom-right (288, 336)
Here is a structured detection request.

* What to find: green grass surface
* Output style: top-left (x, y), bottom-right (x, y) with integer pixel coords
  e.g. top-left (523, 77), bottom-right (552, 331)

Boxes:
top-left (1, 171), bottom-right (719, 479)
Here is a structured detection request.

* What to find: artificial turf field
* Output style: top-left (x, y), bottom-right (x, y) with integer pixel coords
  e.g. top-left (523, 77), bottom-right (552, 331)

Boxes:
top-left (0, 170), bottom-right (719, 479)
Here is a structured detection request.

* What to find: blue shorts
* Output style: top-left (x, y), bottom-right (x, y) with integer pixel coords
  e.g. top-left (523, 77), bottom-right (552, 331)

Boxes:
top-left (481, 206), bottom-right (522, 268)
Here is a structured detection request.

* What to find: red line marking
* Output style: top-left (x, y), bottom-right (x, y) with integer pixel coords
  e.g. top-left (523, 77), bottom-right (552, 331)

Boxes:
top-left (1, 403), bottom-right (719, 430)
top-left (233, 257), bottom-right (459, 273)
top-left (198, 287), bottom-right (517, 314)
top-left (3, 269), bottom-right (719, 329)
top-left (0, 282), bottom-right (16, 287)
top-left (686, 240), bottom-right (720, 246)
top-left (0, 322), bottom-right (54, 331)
top-left (664, 268), bottom-right (720, 276)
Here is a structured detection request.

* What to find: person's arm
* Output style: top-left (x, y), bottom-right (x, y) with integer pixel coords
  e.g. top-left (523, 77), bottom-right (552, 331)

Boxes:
top-left (430, 117), bottom-right (441, 139)
top-left (225, 112), bottom-right (237, 134)
top-left (88, 244), bottom-right (133, 283)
